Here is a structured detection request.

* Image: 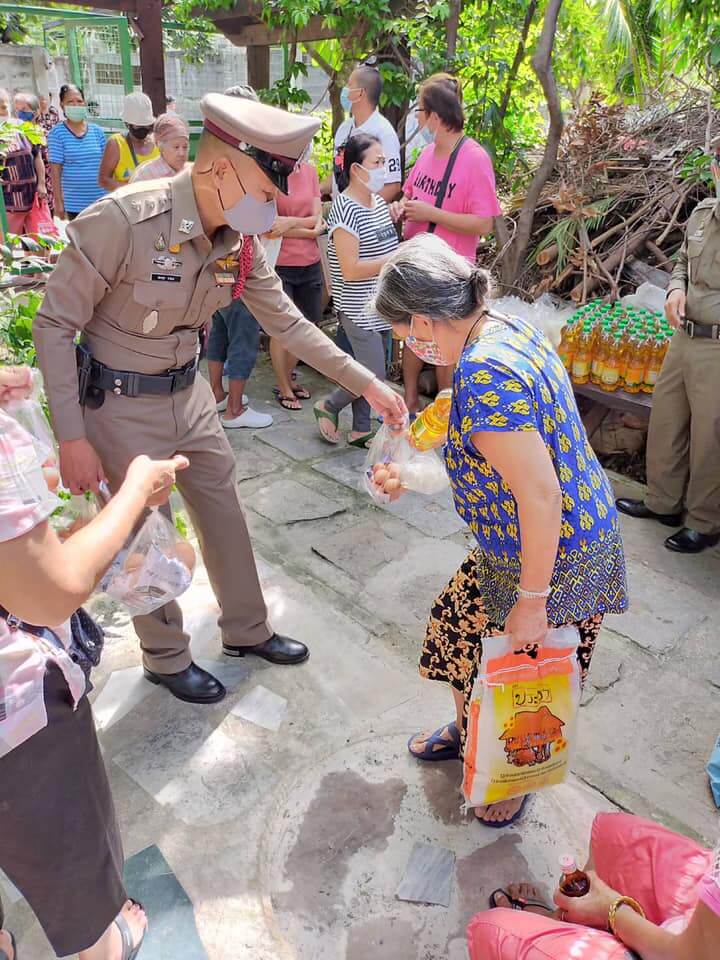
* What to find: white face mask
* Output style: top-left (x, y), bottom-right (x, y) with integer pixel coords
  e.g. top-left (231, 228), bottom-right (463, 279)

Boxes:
top-left (358, 164), bottom-right (386, 194)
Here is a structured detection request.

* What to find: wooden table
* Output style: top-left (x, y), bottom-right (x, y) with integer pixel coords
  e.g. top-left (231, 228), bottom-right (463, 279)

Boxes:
top-left (573, 381), bottom-right (652, 440)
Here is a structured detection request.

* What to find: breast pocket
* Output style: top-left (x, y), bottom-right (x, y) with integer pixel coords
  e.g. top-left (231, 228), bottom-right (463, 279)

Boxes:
top-left (132, 279), bottom-right (189, 336)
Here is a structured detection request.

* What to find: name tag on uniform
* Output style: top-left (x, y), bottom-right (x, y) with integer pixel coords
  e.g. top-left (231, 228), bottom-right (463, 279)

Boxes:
top-left (151, 273), bottom-right (182, 283)
top-left (215, 272), bottom-right (235, 285)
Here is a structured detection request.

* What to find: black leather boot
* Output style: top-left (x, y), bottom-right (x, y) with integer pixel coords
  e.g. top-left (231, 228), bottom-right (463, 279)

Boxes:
top-left (615, 498), bottom-right (682, 527)
top-left (143, 662), bottom-right (226, 703)
top-left (222, 633), bottom-right (309, 665)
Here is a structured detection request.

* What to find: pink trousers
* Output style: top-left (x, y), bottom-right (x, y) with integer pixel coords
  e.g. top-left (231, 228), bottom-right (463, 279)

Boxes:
top-left (467, 812), bottom-right (712, 960)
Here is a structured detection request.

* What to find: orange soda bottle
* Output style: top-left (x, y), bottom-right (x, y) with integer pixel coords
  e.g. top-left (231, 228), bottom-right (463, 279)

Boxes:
top-left (409, 388), bottom-right (453, 451)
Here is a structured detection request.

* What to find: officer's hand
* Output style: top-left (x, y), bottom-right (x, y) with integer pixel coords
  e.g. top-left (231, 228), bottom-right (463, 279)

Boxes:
top-left (123, 454), bottom-right (189, 508)
top-left (59, 438), bottom-right (106, 495)
top-left (665, 289), bottom-right (686, 329)
top-left (362, 379), bottom-right (408, 429)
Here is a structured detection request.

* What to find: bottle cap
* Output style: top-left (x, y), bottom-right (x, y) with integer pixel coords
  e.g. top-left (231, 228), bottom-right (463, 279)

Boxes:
top-left (559, 855), bottom-right (577, 873)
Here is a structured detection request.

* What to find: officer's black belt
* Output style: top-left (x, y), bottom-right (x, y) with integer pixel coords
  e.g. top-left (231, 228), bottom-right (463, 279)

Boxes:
top-left (87, 355), bottom-right (198, 397)
top-left (681, 319), bottom-right (720, 340)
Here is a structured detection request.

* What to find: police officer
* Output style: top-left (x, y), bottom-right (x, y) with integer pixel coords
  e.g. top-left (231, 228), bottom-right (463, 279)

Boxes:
top-left (617, 193), bottom-right (720, 553)
top-left (34, 93), bottom-right (406, 703)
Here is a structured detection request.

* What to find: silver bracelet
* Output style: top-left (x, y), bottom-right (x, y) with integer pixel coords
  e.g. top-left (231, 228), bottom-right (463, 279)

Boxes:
top-left (517, 586), bottom-right (551, 600)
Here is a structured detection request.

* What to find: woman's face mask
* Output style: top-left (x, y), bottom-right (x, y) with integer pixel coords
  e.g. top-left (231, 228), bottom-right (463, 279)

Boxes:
top-left (406, 317), bottom-right (448, 366)
top-left (128, 125), bottom-right (153, 140)
top-left (356, 163), bottom-right (385, 194)
top-left (16, 109), bottom-right (34, 123)
top-left (64, 105), bottom-right (88, 122)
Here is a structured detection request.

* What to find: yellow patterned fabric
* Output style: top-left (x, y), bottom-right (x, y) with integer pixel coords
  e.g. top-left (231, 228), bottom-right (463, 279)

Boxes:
top-left (446, 312), bottom-right (628, 624)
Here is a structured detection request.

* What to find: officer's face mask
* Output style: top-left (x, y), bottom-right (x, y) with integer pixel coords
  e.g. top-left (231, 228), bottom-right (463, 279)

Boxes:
top-left (128, 124), bottom-right (153, 140)
top-left (219, 166), bottom-right (277, 235)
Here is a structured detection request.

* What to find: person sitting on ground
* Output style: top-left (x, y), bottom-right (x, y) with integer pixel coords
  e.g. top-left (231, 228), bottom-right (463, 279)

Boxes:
top-left (130, 112), bottom-right (190, 183)
top-left (372, 234), bottom-right (628, 827)
top-left (313, 133), bottom-right (399, 449)
top-left (1, 93), bottom-right (47, 236)
top-left (467, 811), bottom-right (720, 960)
top-left (389, 72), bottom-right (501, 416)
top-left (267, 152), bottom-right (325, 410)
top-left (98, 91), bottom-right (159, 191)
top-left (0, 364), bottom-right (189, 960)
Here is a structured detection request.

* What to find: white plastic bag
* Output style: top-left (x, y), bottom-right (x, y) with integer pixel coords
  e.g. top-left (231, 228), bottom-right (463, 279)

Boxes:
top-left (463, 627), bottom-right (582, 808)
top-left (362, 422), bottom-right (448, 504)
top-left (52, 492), bottom-right (100, 541)
top-left (2, 369), bottom-right (60, 512)
top-left (99, 507), bottom-right (196, 616)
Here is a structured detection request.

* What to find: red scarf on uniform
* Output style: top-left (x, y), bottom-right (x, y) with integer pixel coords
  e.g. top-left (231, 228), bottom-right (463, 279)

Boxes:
top-left (231, 236), bottom-right (255, 299)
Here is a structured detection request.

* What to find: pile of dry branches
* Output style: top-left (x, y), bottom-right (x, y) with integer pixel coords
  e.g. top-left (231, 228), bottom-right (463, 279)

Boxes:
top-left (507, 86), bottom-right (720, 301)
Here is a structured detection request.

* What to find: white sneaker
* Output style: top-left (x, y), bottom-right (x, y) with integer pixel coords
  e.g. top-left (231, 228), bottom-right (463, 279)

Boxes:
top-left (221, 406), bottom-right (273, 429)
top-left (216, 394), bottom-right (248, 413)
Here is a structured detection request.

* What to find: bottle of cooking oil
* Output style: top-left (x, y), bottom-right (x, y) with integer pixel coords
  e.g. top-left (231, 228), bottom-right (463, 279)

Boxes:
top-left (590, 321), bottom-right (610, 385)
top-left (571, 322), bottom-right (593, 384)
top-left (600, 331), bottom-right (625, 391)
top-left (409, 388), bottom-right (453, 451)
top-left (623, 330), bottom-right (646, 394)
top-left (558, 319), bottom-right (577, 372)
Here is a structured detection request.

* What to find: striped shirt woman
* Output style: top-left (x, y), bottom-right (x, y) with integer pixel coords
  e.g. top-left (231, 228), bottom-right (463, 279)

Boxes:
top-left (48, 84), bottom-right (107, 219)
top-left (314, 133), bottom-right (399, 448)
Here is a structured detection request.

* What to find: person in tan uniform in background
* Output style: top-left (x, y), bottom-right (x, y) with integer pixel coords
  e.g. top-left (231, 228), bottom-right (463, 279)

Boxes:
top-left (617, 193), bottom-right (720, 553)
top-left (34, 93), bottom-right (406, 704)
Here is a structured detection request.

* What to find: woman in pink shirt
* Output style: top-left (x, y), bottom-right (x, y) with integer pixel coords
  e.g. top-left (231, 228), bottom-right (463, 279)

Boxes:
top-left (468, 811), bottom-right (720, 960)
top-left (390, 73), bottom-right (502, 414)
top-left (0, 366), bottom-right (187, 960)
top-left (265, 160), bottom-right (325, 409)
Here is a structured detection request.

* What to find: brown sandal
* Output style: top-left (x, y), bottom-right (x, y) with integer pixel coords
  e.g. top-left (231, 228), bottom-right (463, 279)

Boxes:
top-left (277, 394), bottom-right (302, 411)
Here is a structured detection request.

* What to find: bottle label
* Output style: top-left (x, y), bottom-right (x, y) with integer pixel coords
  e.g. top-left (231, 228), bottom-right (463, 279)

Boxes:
top-left (625, 365), bottom-right (644, 387)
top-left (572, 359), bottom-right (590, 378)
top-left (601, 366), bottom-right (619, 386)
top-left (645, 369), bottom-right (659, 385)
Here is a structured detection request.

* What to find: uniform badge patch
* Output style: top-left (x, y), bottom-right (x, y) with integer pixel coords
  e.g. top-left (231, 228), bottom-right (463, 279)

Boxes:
top-left (169, 243), bottom-right (181, 253)
top-left (178, 219), bottom-right (194, 234)
top-left (154, 233), bottom-right (167, 251)
top-left (152, 256), bottom-right (182, 270)
top-left (214, 273), bottom-right (235, 285)
top-left (215, 255), bottom-right (240, 271)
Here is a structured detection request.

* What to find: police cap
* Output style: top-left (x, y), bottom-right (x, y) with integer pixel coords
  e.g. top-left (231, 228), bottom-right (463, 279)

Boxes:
top-left (200, 92), bottom-right (320, 193)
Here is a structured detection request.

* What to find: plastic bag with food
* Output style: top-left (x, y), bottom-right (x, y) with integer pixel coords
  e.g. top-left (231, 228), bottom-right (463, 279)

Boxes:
top-left (99, 507), bottom-right (196, 616)
top-left (52, 492), bottom-right (101, 541)
top-left (362, 422), bottom-right (448, 504)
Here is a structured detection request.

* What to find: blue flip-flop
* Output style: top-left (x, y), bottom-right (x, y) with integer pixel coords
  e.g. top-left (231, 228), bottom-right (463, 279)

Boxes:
top-left (476, 794), bottom-right (531, 829)
top-left (407, 721), bottom-right (461, 761)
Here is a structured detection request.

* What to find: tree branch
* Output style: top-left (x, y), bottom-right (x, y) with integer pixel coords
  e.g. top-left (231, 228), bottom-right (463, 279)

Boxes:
top-left (497, 0), bottom-right (539, 124)
top-left (445, 0), bottom-right (462, 62)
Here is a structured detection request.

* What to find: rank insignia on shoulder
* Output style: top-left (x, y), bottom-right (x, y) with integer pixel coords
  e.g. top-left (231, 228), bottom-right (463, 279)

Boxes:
top-left (154, 233), bottom-right (167, 251)
top-left (178, 219), bottom-right (194, 234)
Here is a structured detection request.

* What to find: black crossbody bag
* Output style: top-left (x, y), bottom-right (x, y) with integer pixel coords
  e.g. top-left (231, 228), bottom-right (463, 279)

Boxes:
top-left (427, 135), bottom-right (467, 234)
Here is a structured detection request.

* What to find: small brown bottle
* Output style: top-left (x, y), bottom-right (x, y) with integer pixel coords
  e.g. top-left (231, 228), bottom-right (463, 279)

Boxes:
top-left (559, 855), bottom-right (590, 897)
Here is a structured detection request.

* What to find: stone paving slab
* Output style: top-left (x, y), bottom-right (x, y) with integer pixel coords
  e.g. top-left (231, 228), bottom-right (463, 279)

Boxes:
top-left (245, 477), bottom-right (347, 525)
top-left (311, 518), bottom-right (407, 578)
top-left (257, 419), bottom-right (346, 461)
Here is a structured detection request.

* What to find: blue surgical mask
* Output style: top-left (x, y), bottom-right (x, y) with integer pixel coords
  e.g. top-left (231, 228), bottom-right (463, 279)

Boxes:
top-left (420, 124), bottom-right (435, 145)
top-left (359, 164), bottom-right (386, 194)
top-left (340, 87), bottom-right (352, 112)
top-left (16, 110), bottom-right (34, 122)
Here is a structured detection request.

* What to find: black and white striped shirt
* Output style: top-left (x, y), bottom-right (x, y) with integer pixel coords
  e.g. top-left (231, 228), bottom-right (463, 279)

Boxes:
top-left (327, 192), bottom-right (398, 331)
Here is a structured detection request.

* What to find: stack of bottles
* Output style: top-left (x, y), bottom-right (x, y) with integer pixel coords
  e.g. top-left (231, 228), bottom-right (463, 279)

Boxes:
top-left (558, 299), bottom-right (672, 394)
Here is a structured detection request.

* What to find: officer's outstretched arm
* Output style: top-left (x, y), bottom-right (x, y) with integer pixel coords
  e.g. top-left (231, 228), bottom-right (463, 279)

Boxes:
top-left (33, 199), bottom-right (131, 442)
top-left (241, 237), bottom-right (374, 398)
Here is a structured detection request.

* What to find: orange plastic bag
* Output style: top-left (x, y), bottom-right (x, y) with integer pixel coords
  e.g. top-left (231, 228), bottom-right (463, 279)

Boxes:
top-left (463, 627), bottom-right (581, 807)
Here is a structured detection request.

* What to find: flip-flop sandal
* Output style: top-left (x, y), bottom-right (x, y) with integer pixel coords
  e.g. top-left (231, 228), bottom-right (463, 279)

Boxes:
top-left (114, 900), bottom-right (146, 960)
top-left (0, 932), bottom-right (17, 960)
top-left (292, 385), bottom-right (311, 400)
top-left (313, 403), bottom-right (340, 444)
top-left (489, 887), bottom-right (554, 913)
top-left (476, 794), bottom-right (531, 829)
top-left (407, 721), bottom-right (461, 761)
top-left (276, 394), bottom-right (302, 411)
top-left (347, 431), bottom-right (377, 449)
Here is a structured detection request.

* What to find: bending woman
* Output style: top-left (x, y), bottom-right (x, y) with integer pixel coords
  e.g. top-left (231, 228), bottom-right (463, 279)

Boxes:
top-left (372, 235), bottom-right (628, 827)
top-left (0, 365), bottom-right (187, 960)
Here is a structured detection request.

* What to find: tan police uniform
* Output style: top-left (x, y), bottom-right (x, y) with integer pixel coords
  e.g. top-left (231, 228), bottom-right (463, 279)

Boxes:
top-left (34, 101), bottom-right (375, 677)
top-left (645, 196), bottom-right (720, 534)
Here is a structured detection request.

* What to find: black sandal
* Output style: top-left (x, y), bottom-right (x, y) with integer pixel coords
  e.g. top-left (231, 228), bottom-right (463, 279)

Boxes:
top-left (114, 900), bottom-right (147, 960)
top-left (489, 887), bottom-right (554, 914)
top-left (276, 394), bottom-right (302, 411)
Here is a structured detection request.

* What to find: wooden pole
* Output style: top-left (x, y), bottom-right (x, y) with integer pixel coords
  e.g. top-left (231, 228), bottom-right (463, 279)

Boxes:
top-left (133, 0), bottom-right (166, 116)
top-left (247, 45), bottom-right (270, 92)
